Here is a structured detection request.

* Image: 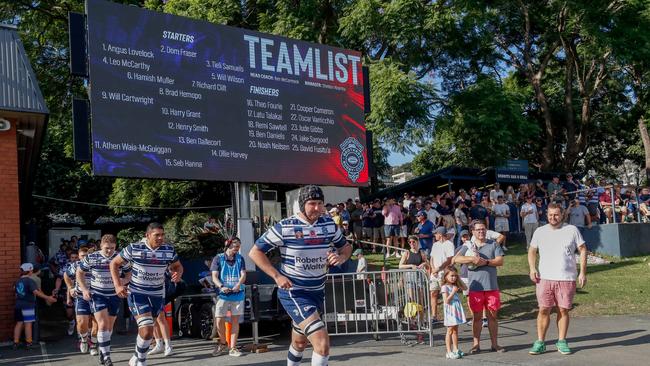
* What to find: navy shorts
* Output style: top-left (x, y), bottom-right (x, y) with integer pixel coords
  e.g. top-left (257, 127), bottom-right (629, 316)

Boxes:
top-left (128, 293), bottom-right (163, 318)
top-left (278, 288), bottom-right (324, 325)
top-left (384, 224), bottom-right (400, 237)
top-left (91, 294), bottom-right (121, 316)
top-left (75, 297), bottom-right (92, 316)
top-left (14, 307), bottom-right (36, 323)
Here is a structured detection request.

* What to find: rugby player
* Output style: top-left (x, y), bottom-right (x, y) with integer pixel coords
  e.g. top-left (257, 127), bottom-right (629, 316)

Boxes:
top-left (110, 222), bottom-right (183, 366)
top-left (64, 246), bottom-right (98, 353)
top-left (250, 185), bottom-right (351, 366)
top-left (77, 234), bottom-right (128, 366)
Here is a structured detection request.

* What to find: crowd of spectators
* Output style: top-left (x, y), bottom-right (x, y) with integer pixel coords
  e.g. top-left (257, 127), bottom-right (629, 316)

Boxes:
top-left (322, 174), bottom-right (650, 254)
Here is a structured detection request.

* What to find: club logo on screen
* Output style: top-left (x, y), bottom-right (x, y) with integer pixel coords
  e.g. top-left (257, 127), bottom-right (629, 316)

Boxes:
top-left (340, 137), bottom-right (365, 182)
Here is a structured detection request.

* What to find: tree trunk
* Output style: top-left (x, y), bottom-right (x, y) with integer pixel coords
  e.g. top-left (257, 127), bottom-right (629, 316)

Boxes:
top-left (638, 115), bottom-right (650, 181)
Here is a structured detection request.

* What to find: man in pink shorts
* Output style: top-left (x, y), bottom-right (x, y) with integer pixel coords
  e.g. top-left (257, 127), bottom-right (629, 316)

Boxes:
top-left (528, 203), bottom-right (587, 356)
top-left (454, 220), bottom-right (505, 353)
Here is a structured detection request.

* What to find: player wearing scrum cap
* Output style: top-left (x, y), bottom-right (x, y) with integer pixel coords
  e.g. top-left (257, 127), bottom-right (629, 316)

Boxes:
top-left (250, 185), bottom-right (351, 366)
top-left (110, 222), bottom-right (183, 366)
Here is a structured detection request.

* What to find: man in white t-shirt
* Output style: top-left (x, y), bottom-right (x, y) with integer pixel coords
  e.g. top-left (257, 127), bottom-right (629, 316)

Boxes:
top-left (424, 201), bottom-right (441, 228)
top-left (489, 183), bottom-right (505, 204)
top-left (520, 195), bottom-right (539, 248)
top-left (492, 196), bottom-right (510, 250)
top-left (528, 203), bottom-right (587, 356)
top-left (428, 227), bottom-right (454, 322)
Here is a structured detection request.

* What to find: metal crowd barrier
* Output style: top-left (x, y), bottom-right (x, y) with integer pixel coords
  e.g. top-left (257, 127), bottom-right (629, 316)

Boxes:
top-left (323, 269), bottom-right (433, 346)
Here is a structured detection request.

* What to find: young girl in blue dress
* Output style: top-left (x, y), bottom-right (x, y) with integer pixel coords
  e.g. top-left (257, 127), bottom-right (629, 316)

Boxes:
top-left (441, 266), bottom-right (467, 359)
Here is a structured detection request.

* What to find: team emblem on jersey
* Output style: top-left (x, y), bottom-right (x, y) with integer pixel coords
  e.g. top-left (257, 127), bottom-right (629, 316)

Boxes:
top-left (339, 137), bottom-right (365, 183)
top-left (294, 228), bottom-right (304, 239)
top-left (309, 230), bottom-right (317, 237)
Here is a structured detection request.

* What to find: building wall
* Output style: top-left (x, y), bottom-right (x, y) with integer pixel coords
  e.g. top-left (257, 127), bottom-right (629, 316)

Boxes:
top-left (0, 119), bottom-right (20, 339)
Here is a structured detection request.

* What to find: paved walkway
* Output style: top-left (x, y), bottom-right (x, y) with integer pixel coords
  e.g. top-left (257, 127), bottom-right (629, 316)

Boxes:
top-left (1, 315), bottom-right (648, 366)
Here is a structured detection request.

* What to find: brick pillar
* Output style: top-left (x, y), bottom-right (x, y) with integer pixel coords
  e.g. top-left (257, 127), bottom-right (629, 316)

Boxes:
top-left (0, 119), bottom-right (21, 339)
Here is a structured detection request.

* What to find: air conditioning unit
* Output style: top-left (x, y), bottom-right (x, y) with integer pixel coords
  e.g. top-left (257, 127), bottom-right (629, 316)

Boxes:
top-left (0, 118), bottom-right (11, 131)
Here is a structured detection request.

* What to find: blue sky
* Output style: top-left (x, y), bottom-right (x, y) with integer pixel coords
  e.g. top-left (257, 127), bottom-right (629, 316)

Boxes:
top-left (388, 149), bottom-right (417, 167)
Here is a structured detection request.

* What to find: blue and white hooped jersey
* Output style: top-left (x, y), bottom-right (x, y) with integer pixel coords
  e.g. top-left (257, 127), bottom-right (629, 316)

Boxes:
top-left (120, 240), bottom-right (178, 297)
top-left (78, 251), bottom-right (124, 296)
top-left (255, 215), bottom-right (347, 291)
top-left (66, 261), bottom-right (91, 297)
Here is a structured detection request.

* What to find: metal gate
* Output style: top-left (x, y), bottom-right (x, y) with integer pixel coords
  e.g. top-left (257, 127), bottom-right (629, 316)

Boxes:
top-left (323, 269), bottom-right (433, 346)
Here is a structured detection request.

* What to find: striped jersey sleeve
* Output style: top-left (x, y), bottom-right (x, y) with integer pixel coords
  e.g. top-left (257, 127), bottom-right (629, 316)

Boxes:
top-left (79, 252), bottom-right (119, 296)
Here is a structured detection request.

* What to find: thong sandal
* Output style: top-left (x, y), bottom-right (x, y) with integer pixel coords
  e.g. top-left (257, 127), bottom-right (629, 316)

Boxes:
top-left (491, 346), bottom-right (506, 353)
top-left (469, 345), bottom-right (481, 354)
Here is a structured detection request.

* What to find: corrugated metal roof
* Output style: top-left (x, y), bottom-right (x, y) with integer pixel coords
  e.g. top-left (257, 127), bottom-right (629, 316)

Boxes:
top-left (0, 25), bottom-right (48, 114)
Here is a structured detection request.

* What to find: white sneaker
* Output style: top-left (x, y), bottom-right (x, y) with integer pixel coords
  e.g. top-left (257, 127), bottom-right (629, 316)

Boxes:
top-left (446, 351), bottom-right (460, 359)
top-left (229, 348), bottom-right (242, 357)
top-left (79, 340), bottom-right (89, 353)
top-left (164, 345), bottom-right (173, 357)
top-left (90, 346), bottom-right (99, 356)
top-left (128, 355), bottom-right (138, 366)
top-left (385, 252), bottom-right (391, 258)
top-left (67, 320), bottom-right (76, 336)
top-left (148, 342), bottom-right (163, 355)
top-left (395, 252), bottom-right (401, 258)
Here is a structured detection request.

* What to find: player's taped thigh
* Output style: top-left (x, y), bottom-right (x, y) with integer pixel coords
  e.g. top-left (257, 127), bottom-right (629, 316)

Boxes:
top-left (304, 319), bottom-right (325, 337)
top-left (136, 316), bottom-right (154, 329)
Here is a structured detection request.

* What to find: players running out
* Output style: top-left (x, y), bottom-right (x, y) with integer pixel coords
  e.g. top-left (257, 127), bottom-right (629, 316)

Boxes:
top-left (77, 234), bottom-right (130, 366)
top-left (110, 222), bottom-right (183, 366)
top-left (64, 246), bottom-right (99, 354)
top-left (250, 185), bottom-right (351, 366)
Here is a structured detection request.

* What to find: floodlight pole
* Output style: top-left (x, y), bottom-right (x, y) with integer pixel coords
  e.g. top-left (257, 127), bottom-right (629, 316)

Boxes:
top-left (236, 182), bottom-right (255, 269)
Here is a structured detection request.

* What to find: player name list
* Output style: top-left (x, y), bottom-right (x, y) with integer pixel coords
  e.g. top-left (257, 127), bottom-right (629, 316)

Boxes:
top-left (91, 39), bottom-right (342, 172)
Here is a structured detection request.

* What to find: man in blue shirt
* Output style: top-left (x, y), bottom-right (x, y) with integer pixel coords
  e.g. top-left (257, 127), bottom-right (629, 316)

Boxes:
top-left (414, 211), bottom-right (434, 255)
top-left (210, 237), bottom-right (247, 357)
top-left (249, 185), bottom-right (351, 366)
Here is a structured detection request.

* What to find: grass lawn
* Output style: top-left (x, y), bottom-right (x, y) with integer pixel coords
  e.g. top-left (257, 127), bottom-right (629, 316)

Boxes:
top-left (362, 239), bottom-right (650, 319)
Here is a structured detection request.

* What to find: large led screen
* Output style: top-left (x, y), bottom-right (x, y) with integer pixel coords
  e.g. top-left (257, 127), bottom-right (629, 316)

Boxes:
top-left (86, 0), bottom-right (368, 186)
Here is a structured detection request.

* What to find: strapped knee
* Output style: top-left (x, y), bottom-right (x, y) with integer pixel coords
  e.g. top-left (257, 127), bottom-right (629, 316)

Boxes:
top-left (136, 316), bottom-right (154, 329)
top-left (304, 319), bottom-right (325, 337)
top-left (292, 322), bottom-right (305, 336)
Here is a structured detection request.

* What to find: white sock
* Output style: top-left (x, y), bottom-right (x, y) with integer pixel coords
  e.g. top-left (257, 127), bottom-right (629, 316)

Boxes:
top-left (287, 345), bottom-right (303, 366)
top-left (135, 335), bottom-right (152, 365)
top-left (79, 332), bottom-right (88, 342)
top-left (311, 351), bottom-right (329, 366)
top-left (97, 330), bottom-right (112, 357)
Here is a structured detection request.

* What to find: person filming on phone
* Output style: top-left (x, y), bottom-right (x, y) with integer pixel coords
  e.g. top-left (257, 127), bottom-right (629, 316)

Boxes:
top-left (527, 203), bottom-right (587, 356)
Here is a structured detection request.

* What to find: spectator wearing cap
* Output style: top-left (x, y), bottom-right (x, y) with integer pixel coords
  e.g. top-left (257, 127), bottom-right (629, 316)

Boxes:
top-left (428, 226), bottom-right (455, 323)
top-left (330, 207), bottom-right (342, 228)
top-left (13, 263), bottom-right (57, 350)
top-left (361, 203), bottom-right (375, 250)
top-left (414, 210), bottom-right (434, 255)
top-left (520, 195), bottom-right (539, 248)
top-left (382, 198), bottom-right (404, 258)
top-left (353, 249), bottom-right (367, 280)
